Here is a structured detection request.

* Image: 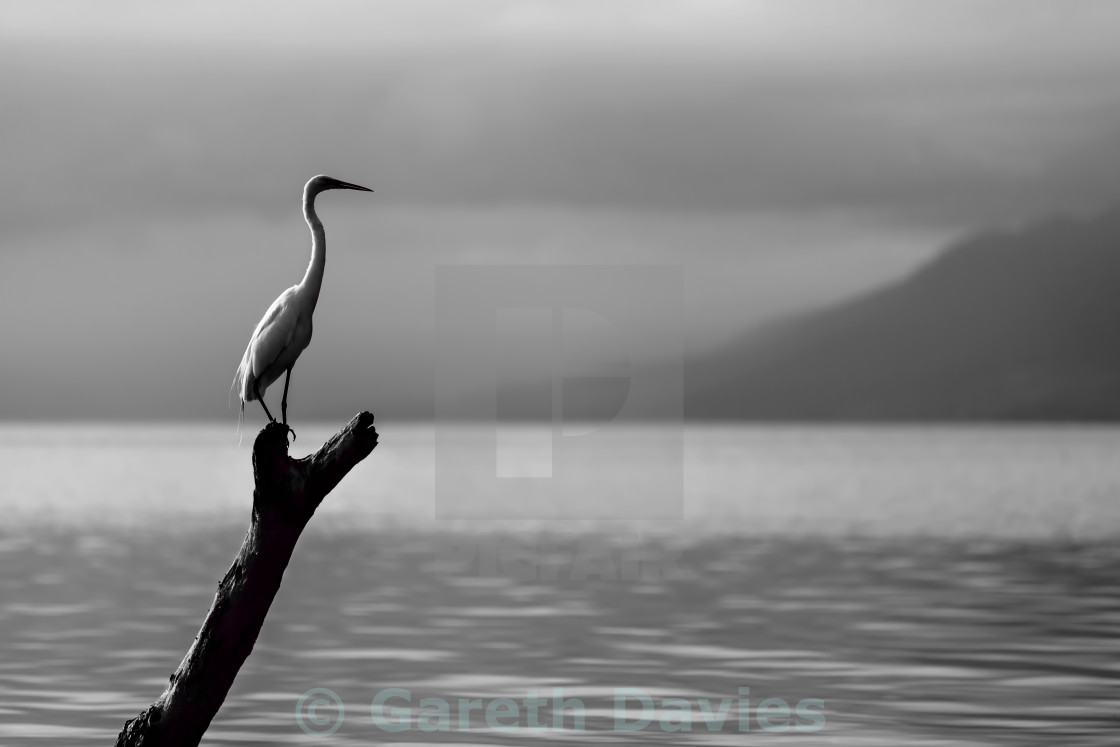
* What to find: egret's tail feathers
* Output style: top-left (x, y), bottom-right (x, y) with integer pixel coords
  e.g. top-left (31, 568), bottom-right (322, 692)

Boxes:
top-left (231, 359), bottom-right (249, 446)
top-left (236, 399), bottom-right (245, 447)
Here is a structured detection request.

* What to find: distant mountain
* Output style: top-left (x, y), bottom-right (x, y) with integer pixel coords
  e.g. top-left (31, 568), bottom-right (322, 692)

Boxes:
top-left (687, 206), bottom-right (1120, 420)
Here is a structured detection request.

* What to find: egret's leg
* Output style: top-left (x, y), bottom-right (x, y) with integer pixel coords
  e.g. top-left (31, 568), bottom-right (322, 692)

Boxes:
top-left (281, 368), bottom-right (296, 442)
top-left (281, 368), bottom-right (292, 425)
top-left (253, 381), bottom-right (276, 423)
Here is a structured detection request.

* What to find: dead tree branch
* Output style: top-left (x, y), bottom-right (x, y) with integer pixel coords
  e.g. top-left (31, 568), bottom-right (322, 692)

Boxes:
top-left (114, 411), bottom-right (379, 746)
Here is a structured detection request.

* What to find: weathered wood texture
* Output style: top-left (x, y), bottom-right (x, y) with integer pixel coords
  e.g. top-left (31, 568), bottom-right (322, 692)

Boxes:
top-left (114, 412), bottom-right (379, 746)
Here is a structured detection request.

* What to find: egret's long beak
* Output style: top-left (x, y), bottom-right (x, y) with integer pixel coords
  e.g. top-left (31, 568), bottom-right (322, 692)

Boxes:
top-left (335, 180), bottom-right (373, 192)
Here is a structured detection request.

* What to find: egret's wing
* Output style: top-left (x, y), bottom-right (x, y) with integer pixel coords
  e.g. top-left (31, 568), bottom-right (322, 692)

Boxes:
top-left (233, 286), bottom-right (299, 402)
top-left (247, 287), bottom-right (301, 381)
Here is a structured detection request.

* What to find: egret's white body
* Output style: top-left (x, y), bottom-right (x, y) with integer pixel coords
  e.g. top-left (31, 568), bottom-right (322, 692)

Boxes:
top-left (231, 175), bottom-right (372, 433)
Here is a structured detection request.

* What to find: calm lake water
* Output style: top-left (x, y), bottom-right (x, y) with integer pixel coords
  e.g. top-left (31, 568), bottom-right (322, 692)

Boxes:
top-left (1, 424), bottom-right (1118, 745)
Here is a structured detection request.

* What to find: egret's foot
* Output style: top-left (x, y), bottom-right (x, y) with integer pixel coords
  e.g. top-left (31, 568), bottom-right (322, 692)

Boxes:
top-left (257, 420), bottom-right (295, 456)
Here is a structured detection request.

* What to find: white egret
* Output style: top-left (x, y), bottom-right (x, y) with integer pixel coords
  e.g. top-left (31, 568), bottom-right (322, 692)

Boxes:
top-left (231, 175), bottom-right (373, 437)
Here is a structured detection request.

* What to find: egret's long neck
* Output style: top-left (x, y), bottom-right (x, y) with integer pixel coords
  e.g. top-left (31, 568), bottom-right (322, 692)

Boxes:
top-left (299, 188), bottom-right (326, 309)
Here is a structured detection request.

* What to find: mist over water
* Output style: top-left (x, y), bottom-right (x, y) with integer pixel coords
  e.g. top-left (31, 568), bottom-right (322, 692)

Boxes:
top-left (3, 423), bottom-right (1118, 536)
top-left (1, 424), bottom-right (1118, 744)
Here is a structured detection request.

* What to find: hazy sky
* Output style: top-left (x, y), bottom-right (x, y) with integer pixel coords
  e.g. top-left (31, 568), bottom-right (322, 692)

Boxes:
top-left (3, 0), bottom-right (1120, 419)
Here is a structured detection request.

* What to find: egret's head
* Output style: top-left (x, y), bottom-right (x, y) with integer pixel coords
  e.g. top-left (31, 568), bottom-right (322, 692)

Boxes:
top-left (305, 174), bottom-right (373, 197)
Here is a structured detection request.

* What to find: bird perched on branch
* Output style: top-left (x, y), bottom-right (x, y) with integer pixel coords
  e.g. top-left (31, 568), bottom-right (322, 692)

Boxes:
top-left (231, 175), bottom-right (373, 439)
